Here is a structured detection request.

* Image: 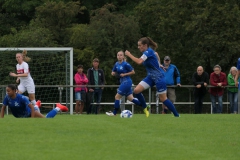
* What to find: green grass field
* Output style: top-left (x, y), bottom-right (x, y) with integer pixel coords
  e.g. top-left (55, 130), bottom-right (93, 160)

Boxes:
top-left (0, 114), bottom-right (239, 160)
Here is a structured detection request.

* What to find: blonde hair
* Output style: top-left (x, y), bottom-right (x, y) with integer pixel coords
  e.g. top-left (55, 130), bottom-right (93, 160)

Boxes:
top-left (22, 50), bottom-right (31, 62)
top-left (229, 66), bottom-right (238, 74)
top-left (118, 50), bottom-right (127, 61)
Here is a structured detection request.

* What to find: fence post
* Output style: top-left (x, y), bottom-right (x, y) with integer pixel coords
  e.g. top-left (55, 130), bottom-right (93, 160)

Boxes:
top-left (238, 83), bottom-right (240, 114)
top-left (120, 96), bottom-right (125, 111)
top-left (149, 87), bottom-right (151, 114)
top-left (58, 87), bottom-right (63, 114)
top-left (156, 92), bottom-right (159, 114)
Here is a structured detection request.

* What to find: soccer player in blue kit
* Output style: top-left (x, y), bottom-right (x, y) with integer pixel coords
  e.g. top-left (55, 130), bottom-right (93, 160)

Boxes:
top-left (125, 37), bottom-right (180, 117)
top-left (235, 58), bottom-right (240, 88)
top-left (106, 51), bottom-right (143, 116)
top-left (1, 84), bottom-right (68, 118)
top-left (236, 58), bottom-right (240, 113)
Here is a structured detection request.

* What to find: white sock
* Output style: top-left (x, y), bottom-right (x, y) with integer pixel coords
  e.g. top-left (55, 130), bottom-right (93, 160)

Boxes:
top-left (31, 100), bottom-right (36, 106)
top-left (55, 107), bottom-right (61, 111)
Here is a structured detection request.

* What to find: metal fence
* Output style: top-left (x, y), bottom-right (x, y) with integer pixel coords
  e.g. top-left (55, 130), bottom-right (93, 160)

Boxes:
top-left (0, 85), bottom-right (239, 114)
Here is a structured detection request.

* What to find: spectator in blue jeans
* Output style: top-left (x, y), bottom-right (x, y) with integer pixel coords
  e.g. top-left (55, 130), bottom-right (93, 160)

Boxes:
top-left (227, 66), bottom-right (239, 114)
top-left (87, 58), bottom-right (105, 114)
top-left (209, 65), bottom-right (227, 113)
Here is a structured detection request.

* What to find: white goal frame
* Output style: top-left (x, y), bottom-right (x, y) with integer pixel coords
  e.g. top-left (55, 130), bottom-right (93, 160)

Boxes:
top-left (0, 47), bottom-right (74, 115)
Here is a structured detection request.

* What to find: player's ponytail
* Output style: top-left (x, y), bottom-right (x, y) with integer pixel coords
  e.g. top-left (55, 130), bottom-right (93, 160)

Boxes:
top-left (138, 37), bottom-right (158, 50)
top-left (22, 50), bottom-right (31, 62)
top-left (146, 37), bottom-right (158, 51)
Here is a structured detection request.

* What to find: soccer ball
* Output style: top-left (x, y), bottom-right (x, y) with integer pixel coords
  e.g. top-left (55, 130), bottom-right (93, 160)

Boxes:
top-left (120, 110), bottom-right (133, 118)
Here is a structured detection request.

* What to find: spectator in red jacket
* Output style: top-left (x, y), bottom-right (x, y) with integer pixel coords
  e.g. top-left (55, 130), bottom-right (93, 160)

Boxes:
top-left (74, 65), bottom-right (88, 115)
top-left (209, 65), bottom-right (227, 113)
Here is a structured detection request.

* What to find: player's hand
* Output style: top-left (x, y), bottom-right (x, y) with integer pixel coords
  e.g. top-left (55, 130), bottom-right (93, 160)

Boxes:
top-left (125, 50), bottom-right (130, 57)
top-left (16, 78), bottom-right (20, 83)
top-left (160, 64), bottom-right (166, 71)
top-left (177, 83), bottom-right (181, 87)
top-left (120, 73), bottom-right (125, 77)
top-left (9, 72), bottom-right (17, 77)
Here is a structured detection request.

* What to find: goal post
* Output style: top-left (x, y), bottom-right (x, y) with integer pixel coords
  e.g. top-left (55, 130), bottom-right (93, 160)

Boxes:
top-left (0, 47), bottom-right (74, 115)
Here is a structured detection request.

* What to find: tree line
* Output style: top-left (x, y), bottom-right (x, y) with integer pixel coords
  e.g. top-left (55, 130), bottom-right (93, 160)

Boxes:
top-left (1, 0), bottom-right (240, 86)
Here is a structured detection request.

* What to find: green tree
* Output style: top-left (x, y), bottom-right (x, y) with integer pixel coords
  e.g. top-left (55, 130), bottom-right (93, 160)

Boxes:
top-left (0, 0), bottom-right (43, 36)
top-left (67, 4), bottom-right (142, 84)
top-left (0, 22), bottom-right (57, 47)
top-left (135, 0), bottom-right (240, 84)
top-left (34, 1), bottom-right (86, 44)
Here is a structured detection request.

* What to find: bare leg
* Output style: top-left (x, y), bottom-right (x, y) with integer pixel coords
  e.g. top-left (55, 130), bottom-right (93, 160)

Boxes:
top-left (34, 111), bottom-right (45, 118)
top-left (80, 101), bottom-right (84, 114)
top-left (133, 84), bottom-right (145, 94)
top-left (75, 100), bottom-right (80, 114)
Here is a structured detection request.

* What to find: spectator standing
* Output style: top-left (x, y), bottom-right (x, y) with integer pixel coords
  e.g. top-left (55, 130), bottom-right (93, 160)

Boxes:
top-left (162, 56), bottom-right (181, 114)
top-left (209, 65), bottom-right (227, 113)
top-left (227, 66), bottom-right (239, 114)
top-left (87, 58), bottom-right (105, 114)
top-left (74, 65), bottom-right (88, 115)
top-left (192, 66), bottom-right (209, 114)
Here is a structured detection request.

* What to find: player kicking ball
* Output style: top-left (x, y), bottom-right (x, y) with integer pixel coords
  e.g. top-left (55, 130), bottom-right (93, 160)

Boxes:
top-left (0, 84), bottom-right (68, 118)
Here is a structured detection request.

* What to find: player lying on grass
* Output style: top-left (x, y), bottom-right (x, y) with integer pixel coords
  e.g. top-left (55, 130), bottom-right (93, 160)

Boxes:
top-left (0, 84), bottom-right (68, 118)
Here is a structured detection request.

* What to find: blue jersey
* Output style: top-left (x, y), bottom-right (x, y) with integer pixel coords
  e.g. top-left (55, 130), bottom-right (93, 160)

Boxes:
top-left (3, 93), bottom-right (31, 118)
top-left (141, 48), bottom-right (165, 78)
top-left (140, 48), bottom-right (167, 92)
top-left (112, 61), bottom-right (133, 84)
top-left (238, 58), bottom-right (240, 90)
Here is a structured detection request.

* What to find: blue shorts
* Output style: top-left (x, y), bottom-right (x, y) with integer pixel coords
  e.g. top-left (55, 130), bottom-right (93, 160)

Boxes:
top-left (142, 75), bottom-right (167, 93)
top-left (75, 91), bottom-right (86, 102)
top-left (117, 81), bottom-right (133, 97)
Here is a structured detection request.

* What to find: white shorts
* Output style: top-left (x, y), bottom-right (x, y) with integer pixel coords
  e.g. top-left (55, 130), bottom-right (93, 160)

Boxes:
top-left (18, 81), bottom-right (35, 94)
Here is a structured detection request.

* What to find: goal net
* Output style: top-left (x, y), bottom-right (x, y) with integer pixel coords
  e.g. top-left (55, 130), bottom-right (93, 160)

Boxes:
top-left (0, 48), bottom-right (73, 114)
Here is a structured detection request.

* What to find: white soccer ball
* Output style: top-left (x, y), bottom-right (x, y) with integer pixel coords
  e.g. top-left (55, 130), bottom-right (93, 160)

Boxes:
top-left (120, 110), bottom-right (133, 118)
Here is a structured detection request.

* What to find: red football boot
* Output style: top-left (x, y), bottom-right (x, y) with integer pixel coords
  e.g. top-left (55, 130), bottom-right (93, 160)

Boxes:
top-left (56, 103), bottom-right (68, 112)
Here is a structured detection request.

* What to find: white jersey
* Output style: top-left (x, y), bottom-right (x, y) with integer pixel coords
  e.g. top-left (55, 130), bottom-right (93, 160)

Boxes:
top-left (16, 62), bottom-right (34, 83)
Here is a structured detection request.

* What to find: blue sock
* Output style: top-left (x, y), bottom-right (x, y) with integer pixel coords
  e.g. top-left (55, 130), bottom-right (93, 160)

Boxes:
top-left (46, 109), bottom-right (58, 118)
top-left (164, 108), bottom-right (168, 113)
top-left (131, 98), bottom-right (141, 106)
top-left (113, 100), bottom-right (120, 115)
top-left (163, 99), bottom-right (179, 117)
top-left (135, 93), bottom-right (146, 108)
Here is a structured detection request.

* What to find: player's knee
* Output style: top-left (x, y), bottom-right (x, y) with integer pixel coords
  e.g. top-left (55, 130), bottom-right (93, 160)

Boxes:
top-left (133, 88), bottom-right (140, 94)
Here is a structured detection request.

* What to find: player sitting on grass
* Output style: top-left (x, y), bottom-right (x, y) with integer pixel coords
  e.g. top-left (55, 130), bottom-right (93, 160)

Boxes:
top-left (0, 84), bottom-right (68, 118)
